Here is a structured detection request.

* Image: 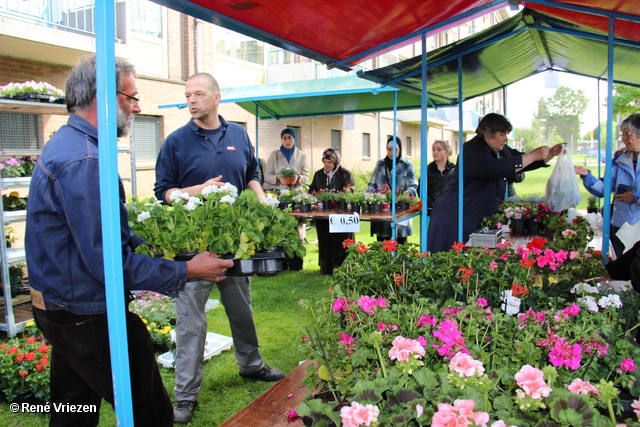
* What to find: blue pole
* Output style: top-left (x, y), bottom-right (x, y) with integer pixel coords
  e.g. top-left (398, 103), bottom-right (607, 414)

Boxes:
top-left (95, 0), bottom-right (134, 425)
top-left (457, 56), bottom-right (464, 244)
top-left (420, 33), bottom-right (428, 252)
top-left (602, 16), bottom-right (615, 258)
top-left (391, 91), bottom-right (398, 241)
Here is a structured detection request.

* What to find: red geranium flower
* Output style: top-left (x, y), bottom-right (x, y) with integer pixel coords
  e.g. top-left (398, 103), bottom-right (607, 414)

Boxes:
top-left (382, 240), bottom-right (398, 253)
top-left (355, 244), bottom-right (368, 253)
top-left (527, 237), bottom-right (547, 250)
top-left (511, 284), bottom-right (529, 296)
top-left (452, 242), bottom-right (465, 253)
top-left (342, 239), bottom-right (356, 248)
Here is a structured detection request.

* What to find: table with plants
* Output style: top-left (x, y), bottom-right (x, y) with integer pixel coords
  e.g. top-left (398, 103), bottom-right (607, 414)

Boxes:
top-left (292, 197), bottom-right (640, 427)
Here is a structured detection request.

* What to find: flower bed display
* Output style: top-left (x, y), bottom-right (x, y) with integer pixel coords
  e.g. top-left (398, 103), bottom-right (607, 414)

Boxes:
top-left (128, 184), bottom-right (305, 263)
top-left (0, 156), bottom-right (38, 178)
top-left (0, 81), bottom-right (65, 103)
top-left (130, 291), bottom-right (176, 352)
top-left (298, 226), bottom-right (640, 425)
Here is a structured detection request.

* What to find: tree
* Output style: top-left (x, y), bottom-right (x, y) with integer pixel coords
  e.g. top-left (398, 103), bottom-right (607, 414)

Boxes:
top-left (541, 86), bottom-right (589, 148)
top-left (611, 84), bottom-right (640, 118)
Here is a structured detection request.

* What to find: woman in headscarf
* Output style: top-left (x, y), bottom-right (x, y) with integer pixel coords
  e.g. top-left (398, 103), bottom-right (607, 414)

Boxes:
top-left (309, 148), bottom-right (355, 275)
top-left (263, 128), bottom-right (309, 270)
top-left (263, 128), bottom-right (309, 191)
top-left (367, 136), bottom-right (418, 244)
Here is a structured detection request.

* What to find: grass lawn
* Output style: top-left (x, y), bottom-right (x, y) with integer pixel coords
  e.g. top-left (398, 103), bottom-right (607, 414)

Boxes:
top-left (0, 154), bottom-right (601, 425)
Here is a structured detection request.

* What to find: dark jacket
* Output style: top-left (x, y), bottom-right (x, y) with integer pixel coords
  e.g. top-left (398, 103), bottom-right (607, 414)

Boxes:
top-left (308, 166), bottom-right (354, 193)
top-left (427, 134), bottom-right (547, 253)
top-left (426, 160), bottom-right (456, 210)
top-left (26, 114), bottom-right (187, 314)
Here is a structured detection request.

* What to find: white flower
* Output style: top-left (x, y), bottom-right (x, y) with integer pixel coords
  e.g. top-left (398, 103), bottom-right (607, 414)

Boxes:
top-left (580, 296), bottom-right (599, 312)
top-left (144, 200), bottom-right (161, 207)
top-left (500, 290), bottom-right (521, 315)
top-left (263, 193), bottom-right (280, 208)
top-left (571, 282), bottom-right (599, 294)
top-left (219, 182), bottom-right (239, 197)
top-left (220, 195), bottom-right (236, 204)
top-left (598, 294), bottom-right (622, 309)
top-left (137, 211), bottom-right (151, 222)
top-left (184, 196), bottom-right (202, 211)
top-left (169, 190), bottom-right (190, 204)
top-left (201, 185), bottom-right (217, 196)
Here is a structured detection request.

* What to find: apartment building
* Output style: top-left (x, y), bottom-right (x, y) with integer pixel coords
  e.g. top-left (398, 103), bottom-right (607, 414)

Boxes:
top-left (0, 0), bottom-right (507, 197)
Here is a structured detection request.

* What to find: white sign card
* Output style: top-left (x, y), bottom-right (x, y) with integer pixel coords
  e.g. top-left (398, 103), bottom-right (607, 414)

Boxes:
top-left (329, 213), bottom-right (360, 233)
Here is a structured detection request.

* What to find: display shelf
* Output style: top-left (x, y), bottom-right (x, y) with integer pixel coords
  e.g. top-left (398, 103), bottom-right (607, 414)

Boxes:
top-left (1, 176), bottom-right (31, 190)
top-left (3, 210), bottom-right (26, 223)
top-left (0, 99), bottom-right (67, 115)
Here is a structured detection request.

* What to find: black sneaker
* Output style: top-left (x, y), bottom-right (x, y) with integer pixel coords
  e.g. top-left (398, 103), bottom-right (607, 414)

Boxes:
top-left (240, 365), bottom-right (285, 382)
top-left (173, 400), bottom-right (196, 424)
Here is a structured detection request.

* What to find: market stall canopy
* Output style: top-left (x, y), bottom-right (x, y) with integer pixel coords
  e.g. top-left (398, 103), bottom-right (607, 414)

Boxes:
top-left (159, 75), bottom-right (447, 119)
top-left (152, 1), bottom-right (640, 70)
top-left (358, 8), bottom-right (640, 105)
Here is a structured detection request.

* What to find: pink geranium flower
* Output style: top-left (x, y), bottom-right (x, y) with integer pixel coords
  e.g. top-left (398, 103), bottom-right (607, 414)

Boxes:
top-left (340, 401), bottom-right (380, 427)
top-left (620, 358), bottom-right (638, 372)
top-left (515, 365), bottom-right (552, 399)
top-left (388, 336), bottom-right (425, 362)
top-left (431, 399), bottom-right (489, 427)
top-left (565, 378), bottom-right (600, 396)
top-left (632, 398), bottom-right (640, 417)
top-left (449, 352), bottom-right (485, 377)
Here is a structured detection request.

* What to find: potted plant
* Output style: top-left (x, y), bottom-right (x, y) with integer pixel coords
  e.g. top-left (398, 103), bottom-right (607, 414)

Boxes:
top-left (311, 189), bottom-right (337, 211)
top-left (279, 167), bottom-right (298, 185)
top-left (292, 191), bottom-right (316, 212)
top-left (394, 191), bottom-right (413, 210)
top-left (128, 183), bottom-right (306, 275)
top-left (277, 189), bottom-right (293, 210)
top-left (0, 156), bottom-right (38, 178)
top-left (342, 187), bottom-right (365, 213)
top-left (587, 196), bottom-right (599, 214)
top-left (2, 191), bottom-right (27, 211)
top-left (363, 191), bottom-right (388, 213)
top-left (0, 81), bottom-right (65, 103)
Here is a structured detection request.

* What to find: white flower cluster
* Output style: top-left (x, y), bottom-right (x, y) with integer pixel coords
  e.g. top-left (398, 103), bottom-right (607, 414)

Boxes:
top-left (169, 190), bottom-right (190, 204)
top-left (263, 193), bottom-right (280, 208)
top-left (201, 182), bottom-right (239, 198)
top-left (570, 282), bottom-right (623, 312)
top-left (184, 196), bottom-right (202, 211)
top-left (137, 211), bottom-right (151, 223)
top-left (500, 290), bottom-right (521, 315)
top-left (1, 80), bottom-right (65, 97)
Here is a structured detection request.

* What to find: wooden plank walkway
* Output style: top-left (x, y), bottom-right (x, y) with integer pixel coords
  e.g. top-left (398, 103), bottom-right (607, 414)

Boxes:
top-left (221, 360), bottom-right (314, 427)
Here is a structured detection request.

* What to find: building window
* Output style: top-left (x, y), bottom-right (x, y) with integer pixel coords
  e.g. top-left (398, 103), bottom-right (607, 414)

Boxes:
top-left (0, 112), bottom-right (40, 154)
top-left (216, 29), bottom-right (264, 65)
top-left (406, 137), bottom-right (412, 157)
top-left (132, 116), bottom-right (159, 164)
top-left (331, 130), bottom-right (342, 152)
top-left (129, 0), bottom-right (163, 39)
top-left (362, 133), bottom-right (370, 157)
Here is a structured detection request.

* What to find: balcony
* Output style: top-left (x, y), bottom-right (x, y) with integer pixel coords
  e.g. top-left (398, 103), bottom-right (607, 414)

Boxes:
top-left (0, 0), bottom-right (126, 66)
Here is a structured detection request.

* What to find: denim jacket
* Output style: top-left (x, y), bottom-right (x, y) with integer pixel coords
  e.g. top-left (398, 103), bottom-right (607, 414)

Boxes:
top-left (25, 114), bottom-right (187, 314)
top-left (581, 150), bottom-right (640, 228)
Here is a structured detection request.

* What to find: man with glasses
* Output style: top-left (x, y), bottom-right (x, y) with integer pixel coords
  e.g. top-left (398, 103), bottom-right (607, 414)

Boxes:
top-left (25, 56), bottom-right (232, 426)
top-left (155, 72), bottom-right (285, 424)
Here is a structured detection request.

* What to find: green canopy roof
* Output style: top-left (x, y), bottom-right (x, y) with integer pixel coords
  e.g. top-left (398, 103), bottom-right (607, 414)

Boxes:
top-left (160, 75), bottom-right (438, 119)
top-left (359, 8), bottom-right (640, 103)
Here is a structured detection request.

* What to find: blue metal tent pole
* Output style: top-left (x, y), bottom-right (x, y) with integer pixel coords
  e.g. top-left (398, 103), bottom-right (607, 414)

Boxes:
top-left (420, 33), bottom-right (428, 252)
top-left (391, 91), bottom-right (398, 241)
top-left (457, 56), bottom-right (464, 244)
top-left (504, 86), bottom-right (509, 199)
top-left (255, 104), bottom-right (259, 158)
top-left (602, 17), bottom-right (615, 258)
top-left (95, 0), bottom-right (134, 425)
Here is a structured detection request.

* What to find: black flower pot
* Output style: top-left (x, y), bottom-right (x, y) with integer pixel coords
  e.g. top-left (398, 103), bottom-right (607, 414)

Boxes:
top-left (510, 218), bottom-right (524, 235)
top-left (301, 203), bottom-right (312, 213)
top-left (371, 202), bottom-right (382, 213)
top-left (362, 203), bottom-right (371, 213)
top-left (526, 219), bottom-right (539, 233)
top-left (175, 253), bottom-right (197, 261)
top-left (337, 200), bottom-right (347, 212)
top-left (278, 202), bottom-right (289, 210)
top-left (396, 200), bottom-right (410, 210)
top-left (349, 203), bottom-right (361, 213)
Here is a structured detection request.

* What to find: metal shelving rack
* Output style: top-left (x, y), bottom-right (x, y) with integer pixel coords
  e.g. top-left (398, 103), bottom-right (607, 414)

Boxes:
top-left (0, 99), bottom-right (137, 336)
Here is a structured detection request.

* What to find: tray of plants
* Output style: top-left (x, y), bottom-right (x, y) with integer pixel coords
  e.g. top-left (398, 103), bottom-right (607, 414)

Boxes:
top-left (157, 332), bottom-right (233, 368)
top-left (220, 247), bottom-right (286, 277)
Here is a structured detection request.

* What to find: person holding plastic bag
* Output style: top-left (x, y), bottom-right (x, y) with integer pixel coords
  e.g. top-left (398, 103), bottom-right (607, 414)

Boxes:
top-left (545, 144), bottom-right (582, 212)
top-left (428, 113), bottom-right (563, 253)
top-left (575, 113), bottom-right (640, 257)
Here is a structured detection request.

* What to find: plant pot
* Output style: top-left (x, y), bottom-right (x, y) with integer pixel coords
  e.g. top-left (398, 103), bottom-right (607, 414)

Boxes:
top-left (281, 177), bottom-right (296, 185)
top-left (220, 248), bottom-right (286, 277)
top-left (587, 207), bottom-right (598, 213)
top-left (337, 200), bottom-right (347, 212)
top-left (526, 219), bottom-right (539, 233)
top-left (301, 203), bottom-right (312, 213)
top-left (362, 203), bottom-right (371, 213)
top-left (371, 202), bottom-right (382, 213)
top-left (396, 200), bottom-right (410, 210)
top-left (510, 218), bottom-right (524, 235)
top-left (349, 203), bottom-right (361, 214)
top-left (278, 202), bottom-right (289, 210)
top-left (381, 203), bottom-right (391, 212)
top-left (293, 203), bottom-right (301, 212)
top-left (175, 253), bottom-right (197, 261)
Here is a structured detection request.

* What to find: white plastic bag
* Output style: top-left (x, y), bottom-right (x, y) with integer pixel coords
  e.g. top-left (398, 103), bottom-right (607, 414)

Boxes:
top-left (545, 146), bottom-right (582, 212)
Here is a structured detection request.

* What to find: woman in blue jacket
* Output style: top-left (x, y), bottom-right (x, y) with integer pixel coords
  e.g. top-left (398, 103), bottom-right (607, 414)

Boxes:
top-left (575, 113), bottom-right (640, 257)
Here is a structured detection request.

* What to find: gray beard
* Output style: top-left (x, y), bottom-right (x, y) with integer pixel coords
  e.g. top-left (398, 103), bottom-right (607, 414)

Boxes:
top-left (117, 104), bottom-right (132, 138)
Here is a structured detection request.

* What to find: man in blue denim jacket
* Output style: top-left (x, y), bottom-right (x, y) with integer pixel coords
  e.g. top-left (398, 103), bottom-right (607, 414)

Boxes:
top-left (155, 73), bottom-right (285, 424)
top-left (25, 56), bottom-right (232, 427)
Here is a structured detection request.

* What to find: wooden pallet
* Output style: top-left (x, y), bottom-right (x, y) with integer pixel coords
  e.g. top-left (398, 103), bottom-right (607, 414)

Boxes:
top-left (221, 360), bottom-right (315, 427)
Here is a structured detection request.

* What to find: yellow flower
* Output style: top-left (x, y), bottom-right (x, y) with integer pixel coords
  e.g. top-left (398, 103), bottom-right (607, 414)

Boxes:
top-left (150, 322), bottom-right (157, 327)
top-left (141, 318), bottom-right (148, 324)
top-left (9, 191), bottom-right (19, 197)
top-left (146, 326), bottom-right (150, 331)
top-left (26, 321), bottom-right (35, 327)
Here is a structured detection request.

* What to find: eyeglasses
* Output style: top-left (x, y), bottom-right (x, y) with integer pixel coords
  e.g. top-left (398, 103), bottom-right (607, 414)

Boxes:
top-left (117, 91), bottom-right (140, 106)
top-left (622, 131), bottom-right (637, 138)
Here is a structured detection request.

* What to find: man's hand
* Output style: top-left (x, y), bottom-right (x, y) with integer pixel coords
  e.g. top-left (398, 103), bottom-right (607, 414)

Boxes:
top-left (574, 165), bottom-right (588, 177)
top-left (186, 252), bottom-right (234, 282)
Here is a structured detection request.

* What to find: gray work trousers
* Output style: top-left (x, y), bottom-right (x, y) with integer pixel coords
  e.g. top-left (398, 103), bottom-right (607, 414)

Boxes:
top-left (173, 276), bottom-right (265, 402)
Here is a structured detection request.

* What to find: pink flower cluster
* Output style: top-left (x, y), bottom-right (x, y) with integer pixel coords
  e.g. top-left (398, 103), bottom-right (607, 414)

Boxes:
top-left (431, 399), bottom-right (489, 427)
top-left (432, 319), bottom-right (468, 360)
top-left (517, 308), bottom-right (547, 328)
top-left (358, 295), bottom-right (387, 315)
top-left (340, 401), bottom-right (380, 427)
top-left (565, 378), bottom-right (599, 396)
top-left (620, 358), bottom-right (638, 372)
top-left (388, 336), bottom-right (425, 362)
top-left (416, 314), bottom-right (438, 328)
top-left (449, 352), bottom-right (485, 377)
top-left (332, 297), bottom-right (353, 313)
top-left (548, 338), bottom-right (582, 370)
top-left (514, 365), bottom-right (552, 399)
top-left (534, 248), bottom-right (568, 270)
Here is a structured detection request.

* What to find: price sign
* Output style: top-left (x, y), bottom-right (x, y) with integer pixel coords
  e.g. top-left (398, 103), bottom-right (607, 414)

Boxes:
top-left (329, 213), bottom-right (360, 233)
